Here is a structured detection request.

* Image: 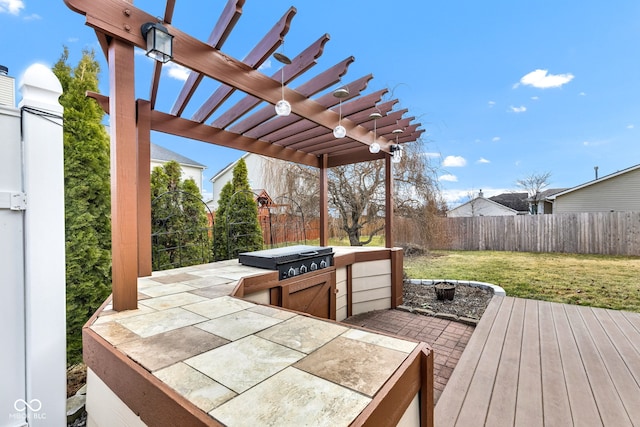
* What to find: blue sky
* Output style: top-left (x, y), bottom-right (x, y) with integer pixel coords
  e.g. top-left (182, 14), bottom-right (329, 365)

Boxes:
top-left (2, 0), bottom-right (640, 206)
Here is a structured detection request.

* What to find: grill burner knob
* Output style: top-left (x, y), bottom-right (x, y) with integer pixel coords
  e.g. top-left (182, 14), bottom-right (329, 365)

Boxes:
top-left (320, 259), bottom-right (327, 269)
top-left (310, 262), bottom-right (318, 271)
top-left (300, 265), bottom-right (308, 274)
top-left (287, 267), bottom-right (296, 278)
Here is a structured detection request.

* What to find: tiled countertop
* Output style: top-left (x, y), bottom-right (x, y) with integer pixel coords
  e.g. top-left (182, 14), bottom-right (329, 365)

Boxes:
top-left (88, 259), bottom-right (420, 426)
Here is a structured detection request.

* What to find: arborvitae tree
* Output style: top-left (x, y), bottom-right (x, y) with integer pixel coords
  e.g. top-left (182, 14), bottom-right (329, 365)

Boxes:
top-left (53, 48), bottom-right (111, 366)
top-left (213, 158), bottom-right (263, 259)
top-left (213, 181), bottom-right (234, 260)
top-left (150, 160), bottom-right (212, 269)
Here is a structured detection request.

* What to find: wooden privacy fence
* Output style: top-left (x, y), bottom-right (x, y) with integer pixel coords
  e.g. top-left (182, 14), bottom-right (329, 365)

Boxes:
top-left (430, 212), bottom-right (640, 256)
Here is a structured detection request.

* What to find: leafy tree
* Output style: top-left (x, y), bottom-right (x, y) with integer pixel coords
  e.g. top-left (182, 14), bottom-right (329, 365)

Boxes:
top-left (265, 138), bottom-right (444, 247)
top-left (151, 160), bottom-right (212, 269)
top-left (53, 48), bottom-right (111, 366)
top-left (516, 171), bottom-right (552, 214)
top-left (213, 158), bottom-right (263, 259)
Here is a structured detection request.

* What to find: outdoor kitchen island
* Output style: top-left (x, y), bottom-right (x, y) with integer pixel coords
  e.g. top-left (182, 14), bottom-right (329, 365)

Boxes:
top-left (83, 246), bottom-right (434, 426)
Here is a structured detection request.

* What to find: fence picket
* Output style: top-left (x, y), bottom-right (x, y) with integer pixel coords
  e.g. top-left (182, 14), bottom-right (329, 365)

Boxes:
top-left (425, 212), bottom-right (640, 256)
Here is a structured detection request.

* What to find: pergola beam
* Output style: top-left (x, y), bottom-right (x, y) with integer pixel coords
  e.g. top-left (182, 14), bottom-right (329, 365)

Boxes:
top-left (171, 0), bottom-right (245, 116)
top-left (191, 7), bottom-right (297, 123)
top-left (212, 33), bottom-right (330, 128)
top-left (149, 110), bottom-right (321, 168)
top-left (64, 0), bottom-right (394, 153)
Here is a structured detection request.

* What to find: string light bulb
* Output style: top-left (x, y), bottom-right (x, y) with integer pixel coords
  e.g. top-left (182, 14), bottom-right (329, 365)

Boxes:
top-left (332, 87), bottom-right (349, 138)
top-left (369, 111), bottom-right (382, 153)
top-left (273, 51), bottom-right (292, 117)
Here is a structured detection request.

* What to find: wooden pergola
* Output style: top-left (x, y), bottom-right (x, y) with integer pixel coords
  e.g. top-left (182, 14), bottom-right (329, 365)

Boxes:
top-left (64, 0), bottom-right (424, 311)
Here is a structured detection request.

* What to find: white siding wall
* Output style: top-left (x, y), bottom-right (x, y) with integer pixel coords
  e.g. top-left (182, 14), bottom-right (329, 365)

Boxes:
top-left (554, 168), bottom-right (640, 213)
top-left (335, 267), bottom-right (348, 321)
top-left (351, 260), bottom-right (392, 315)
top-left (150, 160), bottom-right (204, 194)
top-left (448, 198), bottom-right (516, 217)
top-left (86, 369), bottom-right (146, 427)
top-left (210, 154), bottom-right (270, 209)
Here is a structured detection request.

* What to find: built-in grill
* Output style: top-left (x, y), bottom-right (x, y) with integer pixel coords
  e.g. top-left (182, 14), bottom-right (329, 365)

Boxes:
top-left (238, 245), bottom-right (334, 280)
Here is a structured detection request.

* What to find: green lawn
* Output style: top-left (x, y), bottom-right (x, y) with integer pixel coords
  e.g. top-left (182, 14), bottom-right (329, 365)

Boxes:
top-left (404, 250), bottom-right (640, 312)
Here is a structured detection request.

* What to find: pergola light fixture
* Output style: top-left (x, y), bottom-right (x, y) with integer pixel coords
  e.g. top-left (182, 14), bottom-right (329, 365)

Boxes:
top-left (391, 129), bottom-right (404, 163)
top-left (332, 87), bottom-right (349, 138)
top-left (369, 111), bottom-right (382, 153)
top-left (141, 22), bottom-right (174, 63)
top-left (273, 50), bottom-right (292, 117)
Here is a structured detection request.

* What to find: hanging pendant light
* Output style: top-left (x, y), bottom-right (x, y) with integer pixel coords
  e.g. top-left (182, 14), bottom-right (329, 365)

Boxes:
top-left (369, 111), bottom-right (382, 153)
top-left (273, 51), bottom-right (292, 116)
top-left (391, 129), bottom-right (404, 163)
top-left (332, 87), bottom-right (349, 138)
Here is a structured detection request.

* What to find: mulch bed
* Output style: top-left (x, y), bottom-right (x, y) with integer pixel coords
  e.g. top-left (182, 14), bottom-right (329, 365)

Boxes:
top-left (402, 281), bottom-right (493, 320)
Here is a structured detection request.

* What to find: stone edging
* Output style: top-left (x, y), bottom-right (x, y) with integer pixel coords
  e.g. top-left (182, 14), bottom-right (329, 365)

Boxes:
top-left (398, 279), bottom-right (506, 326)
top-left (405, 278), bottom-right (506, 296)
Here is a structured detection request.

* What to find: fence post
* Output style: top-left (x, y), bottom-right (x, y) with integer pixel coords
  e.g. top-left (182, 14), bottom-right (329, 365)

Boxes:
top-left (0, 74), bottom-right (27, 426)
top-left (20, 63), bottom-right (66, 425)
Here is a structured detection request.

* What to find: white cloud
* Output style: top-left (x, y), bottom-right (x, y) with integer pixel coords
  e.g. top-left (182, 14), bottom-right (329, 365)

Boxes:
top-left (0, 0), bottom-right (24, 15)
top-left (579, 91), bottom-right (587, 96)
top-left (488, 101), bottom-right (496, 107)
top-left (442, 155), bottom-right (467, 167)
top-left (509, 105), bottom-right (527, 113)
top-left (583, 139), bottom-right (611, 147)
top-left (166, 62), bottom-right (190, 81)
top-left (627, 124), bottom-right (635, 129)
top-left (477, 157), bottom-right (490, 164)
top-left (23, 13), bottom-right (40, 21)
top-left (516, 69), bottom-right (574, 89)
top-left (439, 174), bottom-right (458, 182)
top-left (531, 96), bottom-right (539, 100)
top-left (258, 59), bottom-right (272, 71)
top-left (492, 136), bottom-right (501, 142)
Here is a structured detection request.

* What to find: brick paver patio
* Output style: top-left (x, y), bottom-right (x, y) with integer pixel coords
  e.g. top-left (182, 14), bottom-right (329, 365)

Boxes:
top-left (343, 309), bottom-right (475, 402)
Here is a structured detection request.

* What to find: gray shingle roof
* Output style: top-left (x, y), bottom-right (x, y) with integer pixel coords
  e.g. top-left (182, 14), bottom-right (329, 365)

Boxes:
top-left (150, 143), bottom-right (206, 169)
top-left (488, 192), bottom-right (529, 212)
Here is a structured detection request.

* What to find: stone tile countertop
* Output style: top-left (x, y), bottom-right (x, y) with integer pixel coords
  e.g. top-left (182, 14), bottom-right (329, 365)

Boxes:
top-left (88, 259), bottom-right (419, 426)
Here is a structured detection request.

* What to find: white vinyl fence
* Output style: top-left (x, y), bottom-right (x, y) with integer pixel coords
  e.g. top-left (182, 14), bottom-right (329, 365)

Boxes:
top-left (1, 64), bottom-right (65, 427)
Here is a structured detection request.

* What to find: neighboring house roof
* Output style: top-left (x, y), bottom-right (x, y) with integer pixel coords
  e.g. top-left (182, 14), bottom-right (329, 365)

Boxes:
top-left (548, 163), bottom-right (640, 200)
top-left (538, 188), bottom-right (569, 199)
top-left (210, 152), bottom-right (251, 182)
top-left (151, 143), bottom-right (206, 169)
top-left (447, 196), bottom-right (519, 216)
top-left (488, 192), bottom-right (529, 212)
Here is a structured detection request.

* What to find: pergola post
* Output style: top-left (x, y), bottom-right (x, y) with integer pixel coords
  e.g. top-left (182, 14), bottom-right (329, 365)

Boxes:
top-left (319, 154), bottom-right (329, 246)
top-left (109, 38), bottom-right (138, 311)
top-left (385, 155), bottom-right (394, 248)
top-left (137, 100), bottom-right (152, 277)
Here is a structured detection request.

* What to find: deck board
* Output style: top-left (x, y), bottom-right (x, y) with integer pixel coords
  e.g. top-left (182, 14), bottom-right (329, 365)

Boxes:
top-left (581, 307), bottom-right (640, 423)
top-left (514, 298), bottom-right (543, 427)
top-left (436, 296), bottom-right (640, 426)
top-left (434, 296), bottom-right (504, 426)
top-left (537, 301), bottom-right (572, 427)
top-left (454, 297), bottom-right (514, 426)
top-left (484, 297), bottom-right (524, 427)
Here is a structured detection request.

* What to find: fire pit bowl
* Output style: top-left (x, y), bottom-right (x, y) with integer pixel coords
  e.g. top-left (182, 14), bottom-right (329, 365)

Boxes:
top-left (434, 281), bottom-right (456, 301)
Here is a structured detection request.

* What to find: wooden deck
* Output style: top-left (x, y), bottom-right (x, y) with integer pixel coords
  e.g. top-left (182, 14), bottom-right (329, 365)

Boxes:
top-left (435, 296), bottom-right (640, 426)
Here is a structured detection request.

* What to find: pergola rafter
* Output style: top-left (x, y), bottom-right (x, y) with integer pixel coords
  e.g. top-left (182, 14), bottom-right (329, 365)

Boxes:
top-left (64, 0), bottom-right (425, 310)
